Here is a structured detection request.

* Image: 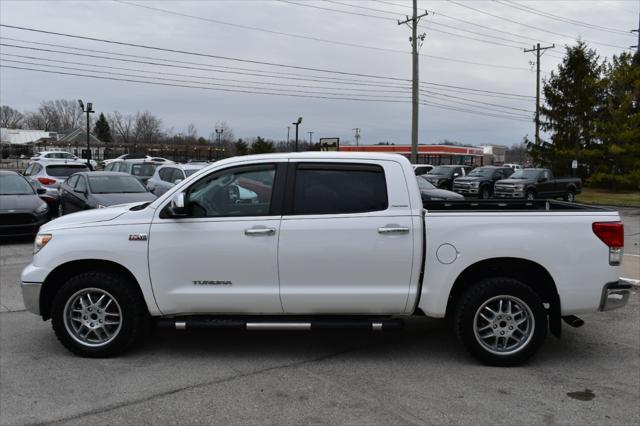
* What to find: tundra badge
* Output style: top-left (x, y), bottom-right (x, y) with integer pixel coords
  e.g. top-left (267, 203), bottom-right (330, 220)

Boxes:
top-left (128, 233), bottom-right (148, 241)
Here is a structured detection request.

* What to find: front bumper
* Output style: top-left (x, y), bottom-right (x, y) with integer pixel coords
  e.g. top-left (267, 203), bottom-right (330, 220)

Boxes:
top-left (453, 186), bottom-right (479, 195)
top-left (21, 282), bottom-right (42, 315)
top-left (494, 191), bottom-right (525, 199)
top-left (599, 279), bottom-right (636, 311)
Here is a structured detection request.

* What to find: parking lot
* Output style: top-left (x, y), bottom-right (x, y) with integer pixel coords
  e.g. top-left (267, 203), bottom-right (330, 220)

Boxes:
top-left (1, 210), bottom-right (638, 425)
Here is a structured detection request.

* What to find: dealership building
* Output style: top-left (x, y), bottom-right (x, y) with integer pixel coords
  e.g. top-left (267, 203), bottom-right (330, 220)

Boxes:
top-left (338, 144), bottom-right (486, 166)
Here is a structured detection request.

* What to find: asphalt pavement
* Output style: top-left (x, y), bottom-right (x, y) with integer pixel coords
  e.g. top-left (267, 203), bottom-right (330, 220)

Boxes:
top-left (1, 209), bottom-right (639, 425)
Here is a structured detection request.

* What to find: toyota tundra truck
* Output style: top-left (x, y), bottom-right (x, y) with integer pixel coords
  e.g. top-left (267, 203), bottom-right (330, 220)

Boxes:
top-left (21, 153), bottom-right (633, 366)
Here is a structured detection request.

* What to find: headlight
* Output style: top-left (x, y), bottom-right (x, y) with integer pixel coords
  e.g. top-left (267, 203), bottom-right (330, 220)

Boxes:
top-left (470, 182), bottom-right (480, 187)
top-left (514, 185), bottom-right (525, 191)
top-left (34, 234), bottom-right (52, 254)
top-left (97, 204), bottom-right (107, 209)
top-left (35, 203), bottom-right (48, 214)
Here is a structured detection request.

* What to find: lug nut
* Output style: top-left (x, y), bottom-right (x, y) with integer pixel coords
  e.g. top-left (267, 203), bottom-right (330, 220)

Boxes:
top-left (83, 316), bottom-right (88, 320)
top-left (500, 331), bottom-right (505, 335)
top-left (509, 326), bottom-right (513, 330)
top-left (99, 319), bottom-right (103, 323)
top-left (90, 322), bottom-right (94, 327)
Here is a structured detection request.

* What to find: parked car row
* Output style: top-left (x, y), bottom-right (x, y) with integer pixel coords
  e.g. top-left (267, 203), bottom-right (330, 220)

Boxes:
top-left (1, 153), bottom-right (183, 237)
top-left (413, 163), bottom-right (581, 202)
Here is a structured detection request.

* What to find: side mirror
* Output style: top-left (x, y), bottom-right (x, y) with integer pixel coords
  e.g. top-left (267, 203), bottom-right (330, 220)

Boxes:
top-left (538, 177), bottom-right (547, 183)
top-left (167, 192), bottom-right (188, 217)
top-left (36, 188), bottom-right (46, 195)
top-left (453, 173), bottom-right (460, 178)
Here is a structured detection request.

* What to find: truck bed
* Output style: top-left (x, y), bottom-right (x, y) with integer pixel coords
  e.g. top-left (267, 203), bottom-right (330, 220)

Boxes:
top-left (423, 199), bottom-right (610, 212)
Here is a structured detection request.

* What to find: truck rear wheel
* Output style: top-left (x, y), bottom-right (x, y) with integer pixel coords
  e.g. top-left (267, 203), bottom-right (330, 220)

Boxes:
top-left (564, 189), bottom-right (576, 202)
top-left (51, 271), bottom-right (148, 357)
top-left (454, 277), bottom-right (547, 366)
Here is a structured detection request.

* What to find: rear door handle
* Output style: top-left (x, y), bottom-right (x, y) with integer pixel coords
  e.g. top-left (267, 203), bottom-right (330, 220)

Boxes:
top-left (378, 226), bottom-right (410, 234)
top-left (244, 227), bottom-right (276, 236)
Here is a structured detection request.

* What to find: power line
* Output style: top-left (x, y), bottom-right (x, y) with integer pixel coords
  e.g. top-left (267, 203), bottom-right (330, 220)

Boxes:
top-left (447, 0), bottom-right (629, 50)
top-left (0, 35), bottom-right (535, 98)
top-left (0, 53), bottom-right (532, 115)
top-left (496, 0), bottom-right (633, 36)
top-left (274, 2), bottom-right (534, 70)
top-left (1, 64), bottom-right (532, 122)
top-left (112, 0), bottom-right (416, 56)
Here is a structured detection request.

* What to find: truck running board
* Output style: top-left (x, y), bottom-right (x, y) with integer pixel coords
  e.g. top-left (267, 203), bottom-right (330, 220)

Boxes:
top-left (156, 318), bottom-right (404, 331)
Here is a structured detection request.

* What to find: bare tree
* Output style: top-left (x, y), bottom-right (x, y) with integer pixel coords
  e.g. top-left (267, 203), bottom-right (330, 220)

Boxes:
top-left (134, 111), bottom-right (163, 144)
top-left (20, 99), bottom-right (84, 132)
top-left (0, 105), bottom-right (24, 128)
top-left (109, 111), bottom-right (136, 144)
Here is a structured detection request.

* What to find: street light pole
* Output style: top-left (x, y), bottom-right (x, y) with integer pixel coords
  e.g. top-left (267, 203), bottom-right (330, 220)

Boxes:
top-left (78, 100), bottom-right (94, 168)
top-left (292, 117), bottom-right (302, 152)
top-left (215, 128), bottom-right (223, 160)
top-left (308, 131), bottom-right (314, 145)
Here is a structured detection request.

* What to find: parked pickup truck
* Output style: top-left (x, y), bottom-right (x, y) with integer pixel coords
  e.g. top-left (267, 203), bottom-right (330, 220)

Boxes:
top-left (494, 168), bottom-right (582, 202)
top-left (21, 153), bottom-right (632, 366)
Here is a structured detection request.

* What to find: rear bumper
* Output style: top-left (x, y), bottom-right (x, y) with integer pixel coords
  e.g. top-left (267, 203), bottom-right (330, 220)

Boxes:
top-left (599, 279), bottom-right (636, 311)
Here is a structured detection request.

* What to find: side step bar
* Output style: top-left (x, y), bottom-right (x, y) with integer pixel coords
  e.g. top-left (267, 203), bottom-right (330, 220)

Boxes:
top-left (157, 318), bottom-right (404, 331)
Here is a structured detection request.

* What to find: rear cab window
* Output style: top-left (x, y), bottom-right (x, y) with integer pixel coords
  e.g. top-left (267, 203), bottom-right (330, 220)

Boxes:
top-left (292, 163), bottom-right (388, 215)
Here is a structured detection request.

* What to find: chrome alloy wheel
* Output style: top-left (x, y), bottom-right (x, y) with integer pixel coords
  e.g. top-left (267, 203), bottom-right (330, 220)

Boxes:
top-left (63, 288), bottom-right (122, 347)
top-left (473, 295), bottom-right (535, 356)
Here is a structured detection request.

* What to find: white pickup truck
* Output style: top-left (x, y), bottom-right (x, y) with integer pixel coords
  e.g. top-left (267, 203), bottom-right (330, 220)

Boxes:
top-left (21, 153), bottom-right (633, 365)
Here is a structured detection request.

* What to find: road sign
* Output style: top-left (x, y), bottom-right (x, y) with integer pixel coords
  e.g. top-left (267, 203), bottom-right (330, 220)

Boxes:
top-left (319, 138), bottom-right (339, 151)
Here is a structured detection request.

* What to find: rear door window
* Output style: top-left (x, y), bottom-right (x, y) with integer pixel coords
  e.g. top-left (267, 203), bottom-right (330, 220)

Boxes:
top-left (292, 163), bottom-right (387, 215)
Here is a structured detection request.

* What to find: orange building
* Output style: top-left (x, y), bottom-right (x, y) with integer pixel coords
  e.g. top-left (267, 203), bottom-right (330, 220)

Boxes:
top-left (338, 144), bottom-right (484, 166)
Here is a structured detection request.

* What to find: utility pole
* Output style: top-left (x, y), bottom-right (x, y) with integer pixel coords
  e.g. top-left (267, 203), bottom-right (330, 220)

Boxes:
top-left (352, 128), bottom-right (361, 149)
top-left (287, 126), bottom-right (290, 146)
top-left (524, 43), bottom-right (554, 145)
top-left (632, 13), bottom-right (639, 50)
top-left (308, 131), bottom-right (314, 145)
top-left (398, 0), bottom-right (428, 164)
top-left (77, 100), bottom-right (94, 168)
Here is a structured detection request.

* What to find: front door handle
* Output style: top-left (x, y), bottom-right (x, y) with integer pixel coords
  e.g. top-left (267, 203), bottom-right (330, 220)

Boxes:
top-left (244, 227), bottom-right (276, 236)
top-left (378, 226), bottom-right (410, 234)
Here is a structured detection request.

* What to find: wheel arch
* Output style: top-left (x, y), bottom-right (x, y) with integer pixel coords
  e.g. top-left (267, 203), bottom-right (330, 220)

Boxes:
top-left (40, 259), bottom-right (149, 320)
top-left (445, 257), bottom-right (562, 338)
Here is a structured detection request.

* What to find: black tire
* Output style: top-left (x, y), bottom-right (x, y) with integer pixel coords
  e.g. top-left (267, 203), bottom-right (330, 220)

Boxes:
top-left (525, 190), bottom-right (535, 201)
top-left (564, 189), bottom-right (576, 202)
top-left (51, 271), bottom-right (148, 357)
top-left (454, 277), bottom-right (547, 366)
top-left (480, 187), bottom-right (491, 200)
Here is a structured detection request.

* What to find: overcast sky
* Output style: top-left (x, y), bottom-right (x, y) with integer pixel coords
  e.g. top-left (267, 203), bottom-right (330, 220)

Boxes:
top-left (0, 0), bottom-right (637, 146)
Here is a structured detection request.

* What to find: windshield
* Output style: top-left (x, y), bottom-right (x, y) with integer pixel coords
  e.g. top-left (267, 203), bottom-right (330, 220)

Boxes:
top-left (427, 166), bottom-right (454, 176)
top-left (131, 164), bottom-right (156, 177)
top-left (467, 168), bottom-right (494, 178)
top-left (416, 176), bottom-right (436, 190)
top-left (88, 175), bottom-right (148, 193)
top-left (510, 170), bottom-right (541, 179)
top-left (45, 164), bottom-right (90, 177)
top-left (0, 174), bottom-right (35, 195)
top-left (185, 169), bottom-right (200, 177)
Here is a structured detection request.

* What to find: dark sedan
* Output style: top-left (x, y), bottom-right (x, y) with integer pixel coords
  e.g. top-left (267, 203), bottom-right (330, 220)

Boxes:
top-left (417, 175), bottom-right (464, 203)
top-left (0, 170), bottom-right (49, 236)
top-left (58, 172), bottom-right (156, 215)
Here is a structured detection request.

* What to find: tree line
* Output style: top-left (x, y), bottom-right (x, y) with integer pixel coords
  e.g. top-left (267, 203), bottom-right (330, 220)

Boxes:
top-left (531, 43), bottom-right (639, 190)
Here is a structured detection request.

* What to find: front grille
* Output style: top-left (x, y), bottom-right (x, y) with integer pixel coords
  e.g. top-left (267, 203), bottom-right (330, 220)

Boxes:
top-left (0, 213), bottom-right (37, 225)
top-left (495, 186), bottom-right (514, 193)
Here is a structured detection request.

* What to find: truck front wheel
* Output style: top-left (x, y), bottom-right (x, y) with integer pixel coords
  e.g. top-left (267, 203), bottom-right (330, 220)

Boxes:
top-left (51, 271), bottom-right (148, 357)
top-left (454, 277), bottom-right (547, 366)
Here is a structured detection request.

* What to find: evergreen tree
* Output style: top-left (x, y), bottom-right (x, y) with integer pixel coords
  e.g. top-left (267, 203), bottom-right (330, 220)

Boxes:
top-left (540, 41), bottom-right (606, 177)
top-left (234, 139), bottom-right (249, 156)
top-left (250, 137), bottom-right (274, 154)
top-left (592, 51), bottom-right (640, 189)
top-left (93, 112), bottom-right (112, 142)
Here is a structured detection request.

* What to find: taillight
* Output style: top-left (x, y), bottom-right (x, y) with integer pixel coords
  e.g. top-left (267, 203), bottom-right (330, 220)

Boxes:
top-left (37, 177), bottom-right (57, 185)
top-left (593, 221), bottom-right (624, 265)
